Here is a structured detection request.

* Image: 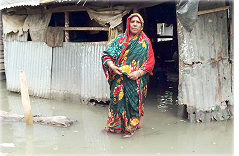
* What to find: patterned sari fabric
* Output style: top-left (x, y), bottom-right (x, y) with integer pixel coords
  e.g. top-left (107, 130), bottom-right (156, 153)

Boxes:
top-left (102, 13), bottom-right (155, 134)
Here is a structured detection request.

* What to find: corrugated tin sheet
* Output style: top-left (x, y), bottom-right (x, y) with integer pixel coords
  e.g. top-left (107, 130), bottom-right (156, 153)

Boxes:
top-left (7, 92), bottom-right (53, 117)
top-left (51, 42), bottom-right (110, 102)
top-left (4, 41), bottom-right (52, 98)
top-left (4, 40), bottom-right (110, 103)
top-left (4, 32), bottom-right (28, 42)
top-left (177, 10), bottom-right (233, 112)
top-left (0, 10), bottom-right (4, 75)
top-left (0, 0), bottom-right (40, 10)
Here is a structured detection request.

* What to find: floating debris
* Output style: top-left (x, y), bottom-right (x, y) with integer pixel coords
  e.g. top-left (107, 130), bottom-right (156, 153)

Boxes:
top-left (157, 90), bottom-right (176, 112)
top-left (0, 110), bottom-right (77, 127)
top-left (0, 143), bottom-right (15, 148)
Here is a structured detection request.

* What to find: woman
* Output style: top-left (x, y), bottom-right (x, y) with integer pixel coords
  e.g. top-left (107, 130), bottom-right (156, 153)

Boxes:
top-left (102, 13), bottom-right (155, 138)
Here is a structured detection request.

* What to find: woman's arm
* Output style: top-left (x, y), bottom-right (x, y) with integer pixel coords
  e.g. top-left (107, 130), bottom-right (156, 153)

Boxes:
top-left (106, 61), bottom-right (122, 76)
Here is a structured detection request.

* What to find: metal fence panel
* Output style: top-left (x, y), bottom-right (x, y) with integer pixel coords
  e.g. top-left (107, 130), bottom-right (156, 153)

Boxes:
top-left (4, 41), bottom-right (52, 98)
top-left (177, 10), bottom-right (232, 112)
top-left (51, 42), bottom-right (110, 103)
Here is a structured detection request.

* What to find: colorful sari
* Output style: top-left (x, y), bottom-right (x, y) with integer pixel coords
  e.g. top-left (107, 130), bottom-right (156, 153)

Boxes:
top-left (102, 13), bottom-right (155, 134)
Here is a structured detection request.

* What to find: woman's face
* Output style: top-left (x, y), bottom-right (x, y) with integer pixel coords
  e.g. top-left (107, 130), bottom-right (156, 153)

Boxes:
top-left (129, 16), bottom-right (142, 36)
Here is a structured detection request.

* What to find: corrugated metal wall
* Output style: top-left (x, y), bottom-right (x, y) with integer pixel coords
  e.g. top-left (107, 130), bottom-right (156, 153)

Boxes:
top-left (177, 10), bottom-right (233, 121)
top-left (51, 42), bottom-right (110, 103)
top-left (0, 10), bottom-right (5, 80)
top-left (4, 41), bottom-right (52, 98)
top-left (4, 41), bottom-right (110, 103)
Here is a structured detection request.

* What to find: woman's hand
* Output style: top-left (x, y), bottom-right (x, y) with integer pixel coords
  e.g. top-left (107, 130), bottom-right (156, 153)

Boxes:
top-left (107, 61), bottom-right (122, 76)
top-left (110, 65), bottom-right (122, 76)
top-left (127, 71), bottom-right (141, 80)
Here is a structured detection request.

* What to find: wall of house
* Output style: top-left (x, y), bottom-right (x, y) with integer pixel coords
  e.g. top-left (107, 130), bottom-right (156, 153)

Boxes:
top-left (177, 2), bottom-right (233, 122)
top-left (4, 41), bottom-right (53, 98)
top-left (50, 42), bottom-right (109, 103)
top-left (0, 10), bottom-right (5, 80)
top-left (4, 40), bottom-right (110, 103)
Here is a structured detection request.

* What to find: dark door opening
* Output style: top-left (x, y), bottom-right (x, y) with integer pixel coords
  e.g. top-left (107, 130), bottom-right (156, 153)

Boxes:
top-left (139, 2), bottom-right (179, 110)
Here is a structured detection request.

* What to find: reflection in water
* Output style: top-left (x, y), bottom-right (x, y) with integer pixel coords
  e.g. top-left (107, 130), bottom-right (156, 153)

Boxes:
top-left (25, 125), bottom-right (33, 156)
top-left (82, 109), bottom-right (110, 155)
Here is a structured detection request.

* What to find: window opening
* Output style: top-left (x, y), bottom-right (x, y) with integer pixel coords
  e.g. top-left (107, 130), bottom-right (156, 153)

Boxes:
top-left (49, 11), bottom-right (108, 42)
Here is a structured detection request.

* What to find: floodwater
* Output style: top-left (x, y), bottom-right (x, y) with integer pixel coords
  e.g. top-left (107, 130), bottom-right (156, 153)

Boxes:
top-left (0, 80), bottom-right (234, 156)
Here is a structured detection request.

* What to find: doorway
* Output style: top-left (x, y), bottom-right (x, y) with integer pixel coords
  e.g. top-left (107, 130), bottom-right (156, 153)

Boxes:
top-left (140, 2), bottom-right (179, 113)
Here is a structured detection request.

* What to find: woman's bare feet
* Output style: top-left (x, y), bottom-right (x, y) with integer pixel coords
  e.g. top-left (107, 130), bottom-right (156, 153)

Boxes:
top-left (101, 127), bottom-right (121, 134)
top-left (138, 116), bottom-right (143, 129)
top-left (101, 127), bottom-right (110, 134)
top-left (122, 131), bottom-right (135, 138)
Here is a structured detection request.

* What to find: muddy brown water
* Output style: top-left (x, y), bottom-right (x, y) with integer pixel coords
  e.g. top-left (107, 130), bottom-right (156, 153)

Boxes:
top-left (0, 81), bottom-right (234, 156)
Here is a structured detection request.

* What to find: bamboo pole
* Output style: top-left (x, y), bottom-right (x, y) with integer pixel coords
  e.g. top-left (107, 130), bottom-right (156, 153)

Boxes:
top-left (20, 71), bottom-right (33, 125)
top-left (64, 12), bottom-right (70, 42)
top-left (63, 27), bottom-right (109, 31)
top-left (198, 6), bottom-right (229, 16)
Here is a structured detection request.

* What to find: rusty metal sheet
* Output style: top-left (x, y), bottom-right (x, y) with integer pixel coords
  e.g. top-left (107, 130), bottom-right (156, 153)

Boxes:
top-left (177, 10), bottom-right (232, 112)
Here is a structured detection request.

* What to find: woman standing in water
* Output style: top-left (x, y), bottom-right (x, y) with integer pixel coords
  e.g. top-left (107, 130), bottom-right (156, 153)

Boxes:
top-left (102, 13), bottom-right (155, 138)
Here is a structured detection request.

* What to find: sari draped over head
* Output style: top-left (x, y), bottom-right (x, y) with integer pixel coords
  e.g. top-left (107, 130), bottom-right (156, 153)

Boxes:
top-left (102, 13), bottom-right (155, 134)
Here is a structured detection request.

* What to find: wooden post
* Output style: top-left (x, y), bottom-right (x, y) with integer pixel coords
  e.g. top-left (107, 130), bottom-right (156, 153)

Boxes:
top-left (64, 12), bottom-right (70, 42)
top-left (197, 6), bottom-right (229, 16)
top-left (20, 71), bottom-right (33, 125)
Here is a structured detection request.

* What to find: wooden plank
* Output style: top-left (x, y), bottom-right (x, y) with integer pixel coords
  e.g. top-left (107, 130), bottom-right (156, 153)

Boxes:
top-left (0, 44), bottom-right (3, 51)
top-left (0, 53), bottom-right (4, 59)
top-left (198, 6), bottom-right (230, 15)
top-left (20, 71), bottom-right (33, 125)
top-left (63, 27), bottom-right (109, 31)
top-left (14, 6), bottom-right (86, 15)
top-left (43, 5), bottom-right (86, 13)
top-left (0, 69), bottom-right (5, 73)
top-left (64, 12), bottom-right (70, 42)
top-left (0, 64), bottom-right (4, 70)
top-left (0, 58), bottom-right (4, 62)
top-left (40, 0), bottom-right (56, 4)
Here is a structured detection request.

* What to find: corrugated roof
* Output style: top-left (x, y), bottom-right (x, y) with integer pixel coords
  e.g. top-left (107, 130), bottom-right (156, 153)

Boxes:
top-left (0, 0), bottom-right (165, 10)
top-left (0, 0), bottom-right (40, 10)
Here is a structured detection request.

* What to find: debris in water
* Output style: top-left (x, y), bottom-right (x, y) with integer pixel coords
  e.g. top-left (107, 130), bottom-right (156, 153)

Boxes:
top-left (157, 90), bottom-right (175, 111)
top-left (0, 143), bottom-right (15, 148)
top-left (0, 110), bottom-right (77, 127)
top-left (53, 146), bottom-right (58, 150)
top-left (196, 118), bottom-right (202, 123)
